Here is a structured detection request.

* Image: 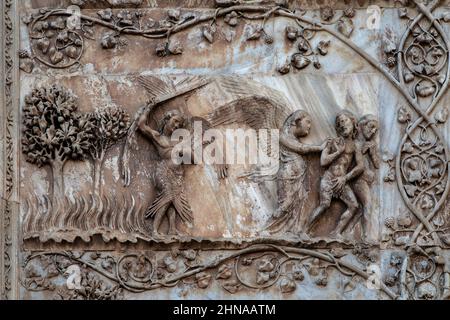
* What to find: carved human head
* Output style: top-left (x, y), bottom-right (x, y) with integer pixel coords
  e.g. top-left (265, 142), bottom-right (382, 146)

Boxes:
top-left (160, 109), bottom-right (186, 135)
top-left (359, 114), bottom-right (378, 141)
top-left (335, 110), bottom-right (358, 139)
top-left (285, 110), bottom-right (312, 138)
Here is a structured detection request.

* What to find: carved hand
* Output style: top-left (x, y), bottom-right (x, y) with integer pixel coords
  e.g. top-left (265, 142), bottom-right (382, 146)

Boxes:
top-left (332, 176), bottom-right (346, 193)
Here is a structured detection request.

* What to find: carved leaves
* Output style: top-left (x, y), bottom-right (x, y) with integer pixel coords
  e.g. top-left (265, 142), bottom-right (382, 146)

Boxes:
top-left (87, 106), bottom-right (130, 158)
top-left (278, 24), bottom-right (331, 74)
top-left (22, 85), bottom-right (91, 167)
top-left (26, 13), bottom-right (84, 68)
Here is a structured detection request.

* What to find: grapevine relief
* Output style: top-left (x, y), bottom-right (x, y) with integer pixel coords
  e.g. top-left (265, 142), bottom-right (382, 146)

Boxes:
top-left (8, 0), bottom-right (450, 300)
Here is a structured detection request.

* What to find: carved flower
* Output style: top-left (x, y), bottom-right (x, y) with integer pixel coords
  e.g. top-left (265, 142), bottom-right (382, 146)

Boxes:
top-left (403, 72), bottom-right (414, 83)
top-left (36, 38), bottom-right (50, 54)
top-left (182, 249), bottom-right (197, 261)
top-left (343, 7), bottom-right (356, 18)
top-left (241, 257), bottom-right (253, 266)
top-left (337, 17), bottom-right (354, 38)
top-left (216, 264), bottom-right (232, 280)
top-left (202, 25), bottom-right (216, 43)
top-left (163, 255), bottom-right (177, 273)
top-left (434, 107), bottom-right (448, 124)
top-left (398, 8), bottom-right (409, 18)
top-left (317, 40), bottom-right (330, 56)
top-left (101, 258), bottom-right (115, 273)
top-left (168, 41), bottom-right (183, 55)
top-left (417, 282), bottom-right (437, 300)
top-left (280, 278), bottom-right (296, 293)
top-left (402, 142), bottom-right (414, 153)
top-left (397, 213), bottom-right (412, 228)
top-left (291, 54), bottom-right (310, 70)
top-left (384, 171), bottom-right (395, 182)
top-left (167, 9), bottom-right (181, 21)
top-left (314, 270), bottom-right (328, 287)
top-left (297, 37), bottom-right (310, 53)
top-left (196, 272), bottom-right (212, 289)
top-left (246, 26), bottom-right (263, 41)
top-left (285, 25), bottom-right (298, 41)
top-left (222, 280), bottom-right (240, 294)
top-left (292, 265), bottom-right (304, 281)
top-left (420, 194), bottom-right (434, 210)
top-left (156, 42), bottom-right (168, 57)
top-left (384, 217), bottom-right (395, 229)
top-left (397, 106), bottom-right (411, 123)
top-left (97, 8), bottom-right (113, 21)
top-left (278, 60), bottom-right (291, 74)
top-left (117, 10), bottom-right (134, 26)
top-left (386, 56), bottom-right (397, 68)
top-left (313, 56), bottom-right (321, 69)
top-left (49, 17), bottom-right (66, 30)
top-left (432, 214), bottom-right (444, 228)
top-left (224, 11), bottom-right (239, 27)
top-left (264, 34), bottom-right (274, 45)
top-left (320, 6), bottom-right (335, 21)
top-left (258, 259), bottom-right (275, 272)
top-left (435, 143), bottom-right (445, 154)
top-left (416, 84), bottom-right (435, 97)
top-left (256, 258), bottom-right (277, 285)
top-left (417, 32), bottom-right (433, 45)
top-left (383, 267), bottom-right (399, 286)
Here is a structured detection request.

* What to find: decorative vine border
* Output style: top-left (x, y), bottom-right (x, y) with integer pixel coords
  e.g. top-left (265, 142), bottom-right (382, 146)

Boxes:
top-left (2, 1), bottom-right (450, 299)
top-left (1, 0), bottom-right (16, 300)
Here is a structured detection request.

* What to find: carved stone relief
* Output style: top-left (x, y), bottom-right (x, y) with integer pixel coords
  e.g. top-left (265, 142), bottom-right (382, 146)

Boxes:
top-left (0, 0), bottom-right (450, 300)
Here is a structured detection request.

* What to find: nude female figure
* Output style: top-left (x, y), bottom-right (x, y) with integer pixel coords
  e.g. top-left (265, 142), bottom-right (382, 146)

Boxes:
top-left (267, 110), bottom-right (325, 236)
top-left (351, 115), bottom-right (380, 243)
top-left (307, 110), bottom-right (364, 237)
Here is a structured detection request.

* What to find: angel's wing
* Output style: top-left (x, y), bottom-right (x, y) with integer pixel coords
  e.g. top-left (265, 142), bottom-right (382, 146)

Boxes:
top-left (204, 95), bottom-right (292, 180)
top-left (120, 76), bottom-right (212, 186)
top-left (204, 95), bottom-right (290, 131)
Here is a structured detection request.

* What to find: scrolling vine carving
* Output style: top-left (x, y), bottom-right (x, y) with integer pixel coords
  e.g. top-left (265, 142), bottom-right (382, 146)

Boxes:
top-left (13, 0), bottom-right (450, 301)
top-left (21, 244), bottom-right (397, 299)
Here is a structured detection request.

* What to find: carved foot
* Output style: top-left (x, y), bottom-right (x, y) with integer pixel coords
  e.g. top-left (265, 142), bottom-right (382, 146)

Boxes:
top-left (152, 232), bottom-right (165, 240)
top-left (168, 227), bottom-right (179, 237)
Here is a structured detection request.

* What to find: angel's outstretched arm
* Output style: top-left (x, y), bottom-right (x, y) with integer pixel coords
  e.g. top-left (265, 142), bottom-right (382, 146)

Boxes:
top-left (280, 133), bottom-right (323, 155)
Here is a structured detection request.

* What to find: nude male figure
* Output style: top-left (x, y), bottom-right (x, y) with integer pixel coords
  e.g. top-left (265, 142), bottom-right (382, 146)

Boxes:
top-left (307, 110), bottom-right (364, 237)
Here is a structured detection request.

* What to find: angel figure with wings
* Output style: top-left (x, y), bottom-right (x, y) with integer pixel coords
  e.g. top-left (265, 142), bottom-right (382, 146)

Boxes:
top-left (121, 76), bottom-right (312, 238)
top-left (121, 76), bottom-right (219, 237)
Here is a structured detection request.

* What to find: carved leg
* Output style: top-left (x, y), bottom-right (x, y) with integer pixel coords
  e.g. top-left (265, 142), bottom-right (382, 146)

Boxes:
top-left (152, 203), bottom-right (170, 237)
top-left (334, 186), bottom-right (359, 236)
top-left (167, 206), bottom-right (178, 236)
top-left (307, 202), bottom-right (330, 232)
top-left (307, 190), bottom-right (332, 232)
top-left (353, 180), bottom-right (373, 243)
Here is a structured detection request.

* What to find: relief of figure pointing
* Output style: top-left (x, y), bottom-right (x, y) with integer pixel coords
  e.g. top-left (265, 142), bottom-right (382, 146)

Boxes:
top-left (266, 110), bottom-right (325, 237)
top-left (307, 110), bottom-right (364, 238)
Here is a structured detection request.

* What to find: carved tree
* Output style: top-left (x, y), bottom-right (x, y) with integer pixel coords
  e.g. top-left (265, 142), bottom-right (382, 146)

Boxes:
top-left (87, 106), bottom-right (130, 196)
top-left (22, 85), bottom-right (94, 201)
